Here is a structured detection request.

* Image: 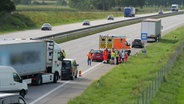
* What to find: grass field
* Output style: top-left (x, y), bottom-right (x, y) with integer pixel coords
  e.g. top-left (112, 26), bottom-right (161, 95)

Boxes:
top-left (68, 26), bottom-right (184, 104)
top-left (150, 49), bottom-right (184, 104)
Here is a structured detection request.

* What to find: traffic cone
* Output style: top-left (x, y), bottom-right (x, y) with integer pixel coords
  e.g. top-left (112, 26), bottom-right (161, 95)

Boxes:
top-left (79, 70), bottom-right (82, 77)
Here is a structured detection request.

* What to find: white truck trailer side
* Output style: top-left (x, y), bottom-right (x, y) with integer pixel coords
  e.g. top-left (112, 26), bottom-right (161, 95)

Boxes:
top-left (141, 19), bottom-right (162, 42)
top-left (0, 39), bottom-right (63, 85)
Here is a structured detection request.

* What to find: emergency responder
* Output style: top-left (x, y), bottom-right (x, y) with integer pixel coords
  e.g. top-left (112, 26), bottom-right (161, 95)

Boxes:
top-left (62, 49), bottom-right (66, 58)
top-left (124, 52), bottom-right (129, 62)
top-left (121, 50), bottom-right (125, 62)
top-left (87, 52), bottom-right (92, 65)
top-left (110, 50), bottom-right (115, 64)
top-left (115, 50), bottom-right (119, 65)
top-left (103, 48), bottom-right (108, 63)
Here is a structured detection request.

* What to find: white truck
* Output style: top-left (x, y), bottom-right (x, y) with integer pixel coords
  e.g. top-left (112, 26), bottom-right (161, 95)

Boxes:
top-left (171, 4), bottom-right (179, 12)
top-left (0, 39), bottom-right (63, 85)
top-left (141, 19), bottom-right (162, 42)
top-left (0, 66), bottom-right (28, 98)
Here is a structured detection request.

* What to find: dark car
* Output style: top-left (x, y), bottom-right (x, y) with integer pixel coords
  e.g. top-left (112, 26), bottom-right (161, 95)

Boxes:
top-left (41, 23), bottom-right (52, 30)
top-left (82, 20), bottom-right (90, 25)
top-left (91, 50), bottom-right (104, 62)
top-left (132, 39), bottom-right (144, 48)
top-left (61, 59), bottom-right (79, 80)
top-left (107, 15), bottom-right (114, 20)
top-left (158, 10), bottom-right (164, 15)
top-left (0, 93), bottom-right (28, 104)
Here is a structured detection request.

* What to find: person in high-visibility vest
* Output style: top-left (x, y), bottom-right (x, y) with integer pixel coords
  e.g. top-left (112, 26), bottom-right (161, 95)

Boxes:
top-left (110, 50), bottom-right (115, 64)
top-left (115, 50), bottom-right (119, 65)
top-left (103, 48), bottom-right (108, 63)
top-left (87, 52), bottom-right (92, 66)
top-left (124, 52), bottom-right (129, 62)
top-left (61, 49), bottom-right (66, 58)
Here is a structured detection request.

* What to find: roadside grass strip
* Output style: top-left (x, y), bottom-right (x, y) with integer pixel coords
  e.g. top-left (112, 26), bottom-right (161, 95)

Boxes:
top-left (150, 52), bottom-right (184, 104)
top-left (68, 26), bottom-right (184, 104)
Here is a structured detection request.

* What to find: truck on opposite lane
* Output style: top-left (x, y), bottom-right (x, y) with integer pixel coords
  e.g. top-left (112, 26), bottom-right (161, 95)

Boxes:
top-left (0, 39), bottom-right (63, 85)
top-left (124, 7), bottom-right (135, 17)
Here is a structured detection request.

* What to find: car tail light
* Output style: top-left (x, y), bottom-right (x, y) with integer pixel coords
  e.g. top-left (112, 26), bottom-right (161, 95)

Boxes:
top-left (70, 69), bottom-right (72, 73)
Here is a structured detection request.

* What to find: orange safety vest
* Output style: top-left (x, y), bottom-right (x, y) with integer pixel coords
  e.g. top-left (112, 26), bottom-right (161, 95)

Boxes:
top-left (87, 53), bottom-right (92, 59)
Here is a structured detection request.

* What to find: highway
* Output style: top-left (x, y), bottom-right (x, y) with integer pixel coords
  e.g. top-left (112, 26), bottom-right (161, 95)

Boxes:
top-left (1, 13), bottom-right (184, 104)
top-left (0, 12), bottom-right (160, 39)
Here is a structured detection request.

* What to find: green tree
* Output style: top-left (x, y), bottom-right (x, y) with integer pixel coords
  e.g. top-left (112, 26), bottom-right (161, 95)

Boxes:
top-left (91, 0), bottom-right (115, 10)
top-left (57, 0), bottom-right (67, 6)
top-left (12, 0), bottom-right (21, 5)
top-left (0, 0), bottom-right (16, 13)
top-left (68, 0), bottom-right (92, 10)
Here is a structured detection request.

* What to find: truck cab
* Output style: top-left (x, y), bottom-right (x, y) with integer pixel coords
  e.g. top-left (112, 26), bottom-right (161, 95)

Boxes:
top-left (124, 7), bottom-right (135, 17)
top-left (171, 4), bottom-right (179, 12)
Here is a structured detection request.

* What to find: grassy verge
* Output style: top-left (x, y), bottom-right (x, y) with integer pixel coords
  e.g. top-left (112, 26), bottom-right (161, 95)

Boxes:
top-left (176, 81), bottom-right (184, 104)
top-left (150, 49), bottom-right (184, 104)
top-left (68, 26), bottom-right (184, 104)
top-left (0, 13), bottom-right (36, 34)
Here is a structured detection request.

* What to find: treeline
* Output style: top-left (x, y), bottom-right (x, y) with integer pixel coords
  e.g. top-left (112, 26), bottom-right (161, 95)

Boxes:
top-left (2, 0), bottom-right (184, 13)
top-left (0, 0), bottom-right (15, 13)
top-left (14, 0), bottom-right (184, 10)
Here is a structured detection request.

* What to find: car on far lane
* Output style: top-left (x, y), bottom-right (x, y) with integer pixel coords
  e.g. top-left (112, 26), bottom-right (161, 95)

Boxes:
top-left (107, 15), bottom-right (114, 20)
top-left (132, 39), bottom-right (144, 48)
top-left (82, 20), bottom-right (90, 25)
top-left (158, 10), bottom-right (164, 15)
top-left (41, 23), bottom-right (52, 31)
top-left (61, 59), bottom-right (79, 80)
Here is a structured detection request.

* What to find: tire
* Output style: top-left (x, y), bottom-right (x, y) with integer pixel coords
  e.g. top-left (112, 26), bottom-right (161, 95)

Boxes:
top-left (35, 74), bottom-right (42, 85)
top-left (53, 72), bottom-right (59, 83)
top-left (70, 74), bottom-right (74, 80)
top-left (75, 70), bottom-right (78, 78)
top-left (20, 90), bottom-right (26, 98)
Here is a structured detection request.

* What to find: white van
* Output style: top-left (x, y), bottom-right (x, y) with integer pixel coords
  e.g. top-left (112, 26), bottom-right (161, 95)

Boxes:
top-left (0, 66), bottom-right (28, 97)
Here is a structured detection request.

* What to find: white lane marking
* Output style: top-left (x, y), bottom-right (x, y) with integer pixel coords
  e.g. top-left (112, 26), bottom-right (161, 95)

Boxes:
top-left (82, 63), bottom-right (102, 76)
top-left (29, 63), bottom-right (102, 104)
top-left (29, 81), bottom-right (70, 104)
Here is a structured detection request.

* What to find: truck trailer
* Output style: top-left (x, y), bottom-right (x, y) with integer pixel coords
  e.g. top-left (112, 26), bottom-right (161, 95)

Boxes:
top-left (141, 19), bottom-right (162, 42)
top-left (124, 7), bottom-right (135, 17)
top-left (0, 39), bottom-right (63, 85)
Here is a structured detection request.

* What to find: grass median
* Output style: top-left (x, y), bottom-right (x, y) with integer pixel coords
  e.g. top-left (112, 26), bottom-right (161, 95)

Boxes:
top-left (68, 26), bottom-right (184, 104)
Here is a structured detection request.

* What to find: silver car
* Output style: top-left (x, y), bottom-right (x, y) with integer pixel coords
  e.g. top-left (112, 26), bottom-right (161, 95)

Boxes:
top-left (0, 93), bottom-right (28, 104)
top-left (82, 20), bottom-right (90, 26)
top-left (41, 23), bottom-right (52, 30)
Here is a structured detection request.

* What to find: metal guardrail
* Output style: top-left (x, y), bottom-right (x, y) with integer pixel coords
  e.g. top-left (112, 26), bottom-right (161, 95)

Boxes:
top-left (33, 11), bottom-right (184, 41)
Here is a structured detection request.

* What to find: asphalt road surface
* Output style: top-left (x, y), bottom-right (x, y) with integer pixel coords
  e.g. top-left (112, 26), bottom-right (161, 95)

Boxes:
top-left (1, 13), bottom-right (184, 104)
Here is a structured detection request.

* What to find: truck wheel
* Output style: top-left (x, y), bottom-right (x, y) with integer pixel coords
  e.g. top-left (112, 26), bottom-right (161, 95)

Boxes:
top-left (53, 72), bottom-right (59, 83)
top-left (70, 74), bottom-right (74, 80)
top-left (20, 90), bottom-right (26, 98)
top-left (75, 70), bottom-right (78, 78)
top-left (36, 74), bottom-right (42, 85)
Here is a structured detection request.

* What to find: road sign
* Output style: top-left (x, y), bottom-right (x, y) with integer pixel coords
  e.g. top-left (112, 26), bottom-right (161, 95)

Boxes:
top-left (141, 33), bottom-right (148, 40)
